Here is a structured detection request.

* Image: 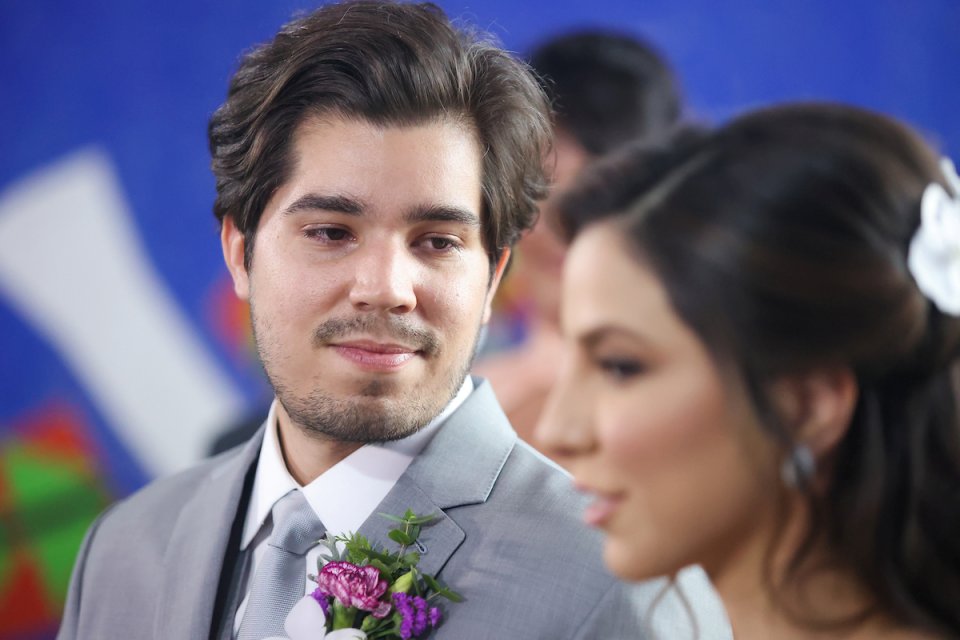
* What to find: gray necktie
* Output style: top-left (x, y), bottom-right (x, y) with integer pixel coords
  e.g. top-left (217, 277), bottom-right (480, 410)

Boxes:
top-left (237, 490), bottom-right (325, 640)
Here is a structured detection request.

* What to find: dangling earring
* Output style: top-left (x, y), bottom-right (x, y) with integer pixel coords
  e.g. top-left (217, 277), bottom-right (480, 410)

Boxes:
top-left (780, 444), bottom-right (816, 490)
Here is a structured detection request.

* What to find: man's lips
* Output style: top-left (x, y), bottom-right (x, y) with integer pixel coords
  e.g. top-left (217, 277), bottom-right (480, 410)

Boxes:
top-left (329, 340), bottom-right (421, 371)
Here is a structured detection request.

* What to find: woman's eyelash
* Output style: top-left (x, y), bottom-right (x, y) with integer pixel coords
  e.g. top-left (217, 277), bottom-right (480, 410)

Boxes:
top-left (597, 358), bottom-right (645, 380)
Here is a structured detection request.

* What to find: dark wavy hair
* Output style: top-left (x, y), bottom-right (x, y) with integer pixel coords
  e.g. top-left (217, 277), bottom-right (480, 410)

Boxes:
top-left (559, 103), bottom-right (960, 636)
top-left (529, 30), bottom-right (682, 155)
top-left (208, 0), bottom-right (551, 272)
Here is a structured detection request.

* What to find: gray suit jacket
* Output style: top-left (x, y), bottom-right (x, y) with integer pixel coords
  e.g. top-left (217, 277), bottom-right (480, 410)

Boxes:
top-left (58, 379), bottom-right (729, 639)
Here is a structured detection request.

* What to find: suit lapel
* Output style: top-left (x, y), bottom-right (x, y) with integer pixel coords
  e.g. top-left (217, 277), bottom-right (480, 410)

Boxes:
top-left (152, 430), bottom-right (263, 639)
top-left (357, 378), bottom-right (516, 576)
top-left (357, 475), bottom-right (465, 577)
top-left (148, 379), bottom-right (512, 636)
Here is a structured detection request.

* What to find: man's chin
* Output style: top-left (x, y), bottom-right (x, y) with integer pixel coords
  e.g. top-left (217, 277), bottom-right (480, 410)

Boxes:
top-left (276, 362), bottom-right (471, 443)
top-left (282, 392), bottom-right (433, 443)
top-left (357, 376), bottom-right (401, 398)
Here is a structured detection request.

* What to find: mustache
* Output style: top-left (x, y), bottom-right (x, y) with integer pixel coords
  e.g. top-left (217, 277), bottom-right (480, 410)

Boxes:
top-left (312, 316), bottom-right (440, 357)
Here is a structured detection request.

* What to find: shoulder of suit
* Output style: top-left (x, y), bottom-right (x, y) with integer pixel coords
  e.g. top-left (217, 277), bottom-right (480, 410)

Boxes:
top-left (498, 439), bottom-right (581, 498)
top-left (479, 439), bottom-right (596, 539)
top-left (509, 438), bottom-right (573, 475)
top-left (93, 448), bottom-right (246, 540)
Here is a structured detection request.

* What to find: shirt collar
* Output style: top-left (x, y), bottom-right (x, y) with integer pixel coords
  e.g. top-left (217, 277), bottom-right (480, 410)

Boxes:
top-left (241, 377), bottom-right (473, 549)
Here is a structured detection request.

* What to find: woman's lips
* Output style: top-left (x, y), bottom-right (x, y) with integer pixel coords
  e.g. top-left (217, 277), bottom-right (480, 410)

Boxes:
top-left (576, 483), bottom-right (624, 528)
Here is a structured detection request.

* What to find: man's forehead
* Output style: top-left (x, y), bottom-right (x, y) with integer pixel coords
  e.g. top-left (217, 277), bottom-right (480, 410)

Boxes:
top-left (273, 114), bottom-right (486, 228)
top-left (293, 110), bottom-right (478, 144)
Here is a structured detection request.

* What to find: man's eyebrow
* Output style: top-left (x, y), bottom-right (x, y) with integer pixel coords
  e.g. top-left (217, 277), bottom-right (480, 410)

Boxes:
top-left (282, 193), bottom-right (365, 216)
top-left (405, 204), bottom-right (480, 227)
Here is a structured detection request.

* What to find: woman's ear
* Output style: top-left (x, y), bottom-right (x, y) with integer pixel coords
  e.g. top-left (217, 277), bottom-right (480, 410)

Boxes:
top-left (221, 216), bottom-right (251, 301)
top-left (770, 368), bottom-right (859, 458)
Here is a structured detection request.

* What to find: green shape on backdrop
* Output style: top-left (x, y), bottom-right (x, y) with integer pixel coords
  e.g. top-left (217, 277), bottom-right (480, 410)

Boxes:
top-left (4, 444), bottom-right (106, 604)
top-left (0, 456), bottom-right (12, 592)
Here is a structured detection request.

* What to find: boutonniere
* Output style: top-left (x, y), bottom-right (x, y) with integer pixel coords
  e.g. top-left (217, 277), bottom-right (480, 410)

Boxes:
top-left (268, 510), bottom-right (461, 640)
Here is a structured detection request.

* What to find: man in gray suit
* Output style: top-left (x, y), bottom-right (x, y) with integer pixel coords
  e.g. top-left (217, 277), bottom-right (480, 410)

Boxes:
top-left (58, 2), bottom-right (729, 638)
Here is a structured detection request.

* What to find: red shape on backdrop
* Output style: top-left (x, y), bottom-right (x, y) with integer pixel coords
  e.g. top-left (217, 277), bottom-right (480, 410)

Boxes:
top-left (206, 272), bottom-right (254, 365)
top-left (16, 403), bottom-right (96, 462)
top-left (0, 551), bottom-right (54, 636)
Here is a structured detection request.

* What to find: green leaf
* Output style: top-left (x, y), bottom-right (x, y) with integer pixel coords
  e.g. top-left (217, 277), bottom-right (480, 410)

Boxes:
top-left (341, 532), bottom-right (372, 550)
top-left (377, 512), bottom-right (407, 523)
top-left (422, 573), bottom-right (442, 592)
top-left (378, 511), bottom-right (437, 526)
top-left (356, 547), bottom-right (398, 564)
top-left (412, 568), bottom-right (423, 597)
top-left (388, 529), bottom-right (414, 545)
top-left (439, 587), bottom-right (464, 603)
top-left (368, 559), bottom-right (392, 575)
top-left (421, 573), bottom-right (463, 603)
top-left (365, 613), bottom-right (403, 640)
top-left (368, 625), bottom-right (402, 640)
top-left (407, 514), bottom-right (438, 525)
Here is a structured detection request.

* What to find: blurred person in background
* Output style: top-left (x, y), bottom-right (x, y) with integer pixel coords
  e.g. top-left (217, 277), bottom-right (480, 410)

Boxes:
top-left (538, 103), bottom-right (960, 638)
top-left (475, 30), bottom-right (685, 440)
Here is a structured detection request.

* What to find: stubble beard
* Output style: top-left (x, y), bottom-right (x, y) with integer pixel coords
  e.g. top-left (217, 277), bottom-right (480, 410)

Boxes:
top-left (252, 305), bottom-right (481, 444)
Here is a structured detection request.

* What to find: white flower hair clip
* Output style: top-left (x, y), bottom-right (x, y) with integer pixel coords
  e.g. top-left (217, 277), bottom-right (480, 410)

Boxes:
top-left (907, 157), bottom-right (960, 316)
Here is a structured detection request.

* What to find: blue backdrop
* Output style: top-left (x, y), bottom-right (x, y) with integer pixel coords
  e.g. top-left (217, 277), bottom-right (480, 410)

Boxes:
top-left (0, 0), bottom-right (957, 635)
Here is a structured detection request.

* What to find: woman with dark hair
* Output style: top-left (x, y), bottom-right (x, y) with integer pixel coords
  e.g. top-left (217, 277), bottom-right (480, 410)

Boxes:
top-left (536, 103), bottom-right (960, 639)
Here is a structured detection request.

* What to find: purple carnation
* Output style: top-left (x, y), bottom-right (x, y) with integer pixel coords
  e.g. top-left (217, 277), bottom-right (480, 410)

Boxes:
top-left (392, 593), bottom-right (415, 639)
top-left (309, 587), bottom-right (331, 617)
top-left (412, 596), bottom-right (429, 636)
top-left (315, 561), bottom-right (392, 619)
top-left (392, 592), bottom-right (438, 638)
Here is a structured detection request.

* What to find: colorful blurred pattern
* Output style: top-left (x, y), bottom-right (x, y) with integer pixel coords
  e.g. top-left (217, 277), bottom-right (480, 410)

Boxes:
top-left (0, 403), bottom-right (109, 638)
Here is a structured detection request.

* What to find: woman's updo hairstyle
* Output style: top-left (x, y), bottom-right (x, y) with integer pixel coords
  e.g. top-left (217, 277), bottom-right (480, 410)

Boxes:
top-left (559, 103), bottom-right (960, 635)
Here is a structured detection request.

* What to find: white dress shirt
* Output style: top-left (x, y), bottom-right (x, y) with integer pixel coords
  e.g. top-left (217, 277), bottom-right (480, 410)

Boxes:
top-left (233, 378), bottom-right (473, 636)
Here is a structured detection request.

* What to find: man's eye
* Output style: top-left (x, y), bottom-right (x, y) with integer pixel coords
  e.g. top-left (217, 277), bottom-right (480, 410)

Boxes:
top-left (597, 359), bottom-right (645, 381)
top-left (305, 227), bottom-right (351, 242)
top-left (422, 236), bottom-right (461, 252)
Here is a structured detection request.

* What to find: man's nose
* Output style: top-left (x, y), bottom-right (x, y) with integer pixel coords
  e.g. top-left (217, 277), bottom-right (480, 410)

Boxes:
top-left (348, 240), bottom-right (418, 314)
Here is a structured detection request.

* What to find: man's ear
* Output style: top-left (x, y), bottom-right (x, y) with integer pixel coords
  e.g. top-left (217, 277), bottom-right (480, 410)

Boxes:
top-left (221, 216), bottom-right (251, 301)
top-left (770, 367), bottom-right (858, 458)
top-left (481, 248), bottom-right (511, 324)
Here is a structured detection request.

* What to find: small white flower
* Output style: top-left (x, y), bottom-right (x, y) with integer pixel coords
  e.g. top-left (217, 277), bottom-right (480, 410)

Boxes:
top-left (325, 629), bottom-right (369, 639)
top-left (907, 157), bottom-right (960, 316)
top-left (264, 594), bottom-right (369, 640)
